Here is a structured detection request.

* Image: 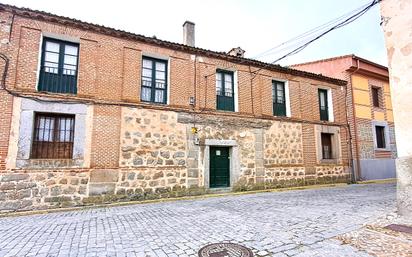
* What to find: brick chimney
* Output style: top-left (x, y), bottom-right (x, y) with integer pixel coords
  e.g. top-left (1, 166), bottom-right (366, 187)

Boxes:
top-left (183, 21), bottom-right (195, 47)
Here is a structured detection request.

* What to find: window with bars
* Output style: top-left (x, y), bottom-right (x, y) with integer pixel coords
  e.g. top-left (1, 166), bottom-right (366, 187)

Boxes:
top-left (272, 80), bottom-right (286, 116)
top-left (372, 87), bottom-right (380, 107)
top-left (321, 133), bottom-right (333, 159)
top-left (38, 38), bottom-right (79, 94)
top-left (31, 113), bottom-right (75, 159)
top-left (141, 57), bottom-right (168, 104)
top-left (375, 125), bottom-right (386, 149)
top-left (216, 70), bottom-right (235, 111)
top-left (318, 89), bottom-right (329, 121)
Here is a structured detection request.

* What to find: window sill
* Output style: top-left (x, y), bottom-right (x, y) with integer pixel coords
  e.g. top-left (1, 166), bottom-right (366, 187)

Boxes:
top-left (319, 159), bottom-right (339, 165)
top-left (15, 159), bottom-right (84, 169)
top-left (140, 101), bottom-right (168, 105)
top-left (374, 148), bottom-right (391, 152)
top-left (216, 109), bottom-right (236, 113)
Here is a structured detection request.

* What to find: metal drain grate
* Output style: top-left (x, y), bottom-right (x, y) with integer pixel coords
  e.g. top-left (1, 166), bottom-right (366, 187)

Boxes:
top-left (385, 224), bottom-right (412, 234)
top-left (198, 243), bottom-right (254, 257)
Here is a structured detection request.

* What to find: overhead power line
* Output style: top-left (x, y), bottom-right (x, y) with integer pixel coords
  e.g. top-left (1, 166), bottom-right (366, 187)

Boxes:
top-left (252, 1), bottom-right (372, 60)
top-left (251, 0), bottom-right (381, 74)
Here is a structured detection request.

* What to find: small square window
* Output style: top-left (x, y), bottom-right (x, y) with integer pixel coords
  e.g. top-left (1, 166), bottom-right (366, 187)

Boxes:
top-left (321, 133), bottom-right (333, 159)
top-left (375, 126), bottom-right (386, 149)
top-left (372, 87), bottom-right (380, 107)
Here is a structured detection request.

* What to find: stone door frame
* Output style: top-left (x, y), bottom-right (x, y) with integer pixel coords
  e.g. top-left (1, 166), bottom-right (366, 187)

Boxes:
top-left (203, 139), bottom-right (240, 189)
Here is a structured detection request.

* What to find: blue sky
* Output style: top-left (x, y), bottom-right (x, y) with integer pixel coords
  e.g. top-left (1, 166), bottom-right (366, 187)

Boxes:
top-left (4, 0), bottom-right (387, 66)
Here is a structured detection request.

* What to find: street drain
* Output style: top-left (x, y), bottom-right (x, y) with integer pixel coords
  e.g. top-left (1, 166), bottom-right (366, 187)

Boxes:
top-left (198, 242), bottom-right (254, 257)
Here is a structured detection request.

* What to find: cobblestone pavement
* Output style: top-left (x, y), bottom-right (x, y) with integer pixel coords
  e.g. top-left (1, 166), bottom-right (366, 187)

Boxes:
top-left (0, 183), bottom-right (395, 257)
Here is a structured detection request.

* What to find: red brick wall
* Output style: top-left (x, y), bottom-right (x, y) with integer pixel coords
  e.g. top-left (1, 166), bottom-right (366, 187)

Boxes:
top-left (0, 12), bottom-right (14, 171)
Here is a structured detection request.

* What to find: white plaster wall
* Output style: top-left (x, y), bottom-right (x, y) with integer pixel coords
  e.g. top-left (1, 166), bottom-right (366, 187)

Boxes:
top-left (381, 0), bottom-right (412, 216)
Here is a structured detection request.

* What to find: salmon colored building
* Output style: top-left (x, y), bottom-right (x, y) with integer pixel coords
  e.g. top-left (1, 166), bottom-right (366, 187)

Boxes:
top-left (293, 55), bottom-right (397, 181)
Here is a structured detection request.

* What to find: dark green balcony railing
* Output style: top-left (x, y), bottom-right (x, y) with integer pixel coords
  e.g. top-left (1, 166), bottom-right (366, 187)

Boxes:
top-left (320, 106), bottom-right (329, 121)
top-left (38, 66), bottom-right (78, 94)
top-left (217, 90), bottom-right (234, 111)
top-left (273, 102), bottom-right (286, 116)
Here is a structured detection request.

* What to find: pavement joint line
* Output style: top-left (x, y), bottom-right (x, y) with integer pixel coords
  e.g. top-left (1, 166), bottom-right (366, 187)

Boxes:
top-left (0, 181), bottom-right (394, 218)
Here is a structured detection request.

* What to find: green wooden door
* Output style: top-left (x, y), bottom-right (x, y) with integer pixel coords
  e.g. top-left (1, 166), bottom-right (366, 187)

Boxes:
top-left (210, 147), bottom-right (230, 188)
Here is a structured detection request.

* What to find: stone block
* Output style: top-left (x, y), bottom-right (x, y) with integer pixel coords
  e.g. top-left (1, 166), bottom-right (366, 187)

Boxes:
top-left (160, 151), bottom-right (170, 159)
top-left (70, 178), bottom-right (79, 185)
top-left (50, 186), bottom-right (62, 196)
top-left (187, 159), bottom-right (198, 168)
top-left (0, 200), bottom-right (32, 211)
top-left (0, 182), bottom-right (16, 190)
top-left (90, 170), bottom-right (119, 183)
top-left (173, 151), bottom-right (185, 158)
top-left (88, 183), bottom-right (116, 196)
top-left (79, 186), bottom-right (87, 195)
top-left (187, 179), bottom-right (198, 186)
top-left (188, 169), bottom-right (199, 178)
top-left (63, 186), bottom-right (76, 194)
top-left (127, 172), bottom-right (136, 180)
top-left (44, 196), bottom-right (72, 203)
top-left (153, 171), bottom-right (164, 180)
top-left (256, 167), bottom-right (265, 176)
top-left (16, 182), bottom-right (36, 190)
top-left (17, 189), bottom-right (31, 199)
top-left (1, 174), bottom-right (29, 182)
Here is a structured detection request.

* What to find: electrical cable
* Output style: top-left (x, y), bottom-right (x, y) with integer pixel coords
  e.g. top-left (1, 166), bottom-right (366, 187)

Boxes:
top-left (252, 1), bottom-right (372, 59)
top-left (251, 0), bottom-right (381, 77)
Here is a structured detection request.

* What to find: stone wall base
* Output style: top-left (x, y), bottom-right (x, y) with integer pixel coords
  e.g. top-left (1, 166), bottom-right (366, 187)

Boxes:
top-left (0, 166), bottom-right (350, 212)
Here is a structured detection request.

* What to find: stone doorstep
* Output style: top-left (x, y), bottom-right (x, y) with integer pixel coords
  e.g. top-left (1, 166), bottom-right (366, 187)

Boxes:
top-left (208, 187), bottom-right (232, 194)
top-left (0, 182), bottom-right (351, 218)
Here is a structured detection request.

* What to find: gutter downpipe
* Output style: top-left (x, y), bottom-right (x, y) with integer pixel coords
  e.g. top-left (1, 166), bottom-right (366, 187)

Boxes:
top-left (349, 58), bottom-right (361, 182)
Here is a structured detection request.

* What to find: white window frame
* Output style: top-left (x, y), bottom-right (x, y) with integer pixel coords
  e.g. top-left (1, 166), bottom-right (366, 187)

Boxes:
top-left (141, 52), bottom-right (170, 105)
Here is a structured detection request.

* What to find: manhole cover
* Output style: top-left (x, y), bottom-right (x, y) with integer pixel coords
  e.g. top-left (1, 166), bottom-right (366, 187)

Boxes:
top-left (198, 243), bottom-right (253, 257)
top-left (385, 224), bottom-right (412, 234)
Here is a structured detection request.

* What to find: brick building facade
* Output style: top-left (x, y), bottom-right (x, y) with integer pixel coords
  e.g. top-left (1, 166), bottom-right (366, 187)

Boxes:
top-left (293, 55), bottom-right (397, 181)
top-left (0, 4), bottom-right (350, 211)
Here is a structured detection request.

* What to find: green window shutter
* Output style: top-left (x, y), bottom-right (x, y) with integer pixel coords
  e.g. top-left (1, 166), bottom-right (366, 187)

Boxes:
top-left (216, 70), bottom-right (235, 111)
top-left (318, 89), bottom-right (329, 121)
top-left (273, 81), bottom-right (286, 116)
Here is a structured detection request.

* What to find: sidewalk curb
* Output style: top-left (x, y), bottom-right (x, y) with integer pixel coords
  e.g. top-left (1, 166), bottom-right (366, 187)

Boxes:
top-left (357, 178), bottom-right (396, 184)
top-left (0, 180), bottom-right (394, 218)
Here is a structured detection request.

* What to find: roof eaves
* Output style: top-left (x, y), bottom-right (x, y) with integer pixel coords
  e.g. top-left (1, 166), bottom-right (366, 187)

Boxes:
top-left (0, 3), bottom-right (347, 86)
